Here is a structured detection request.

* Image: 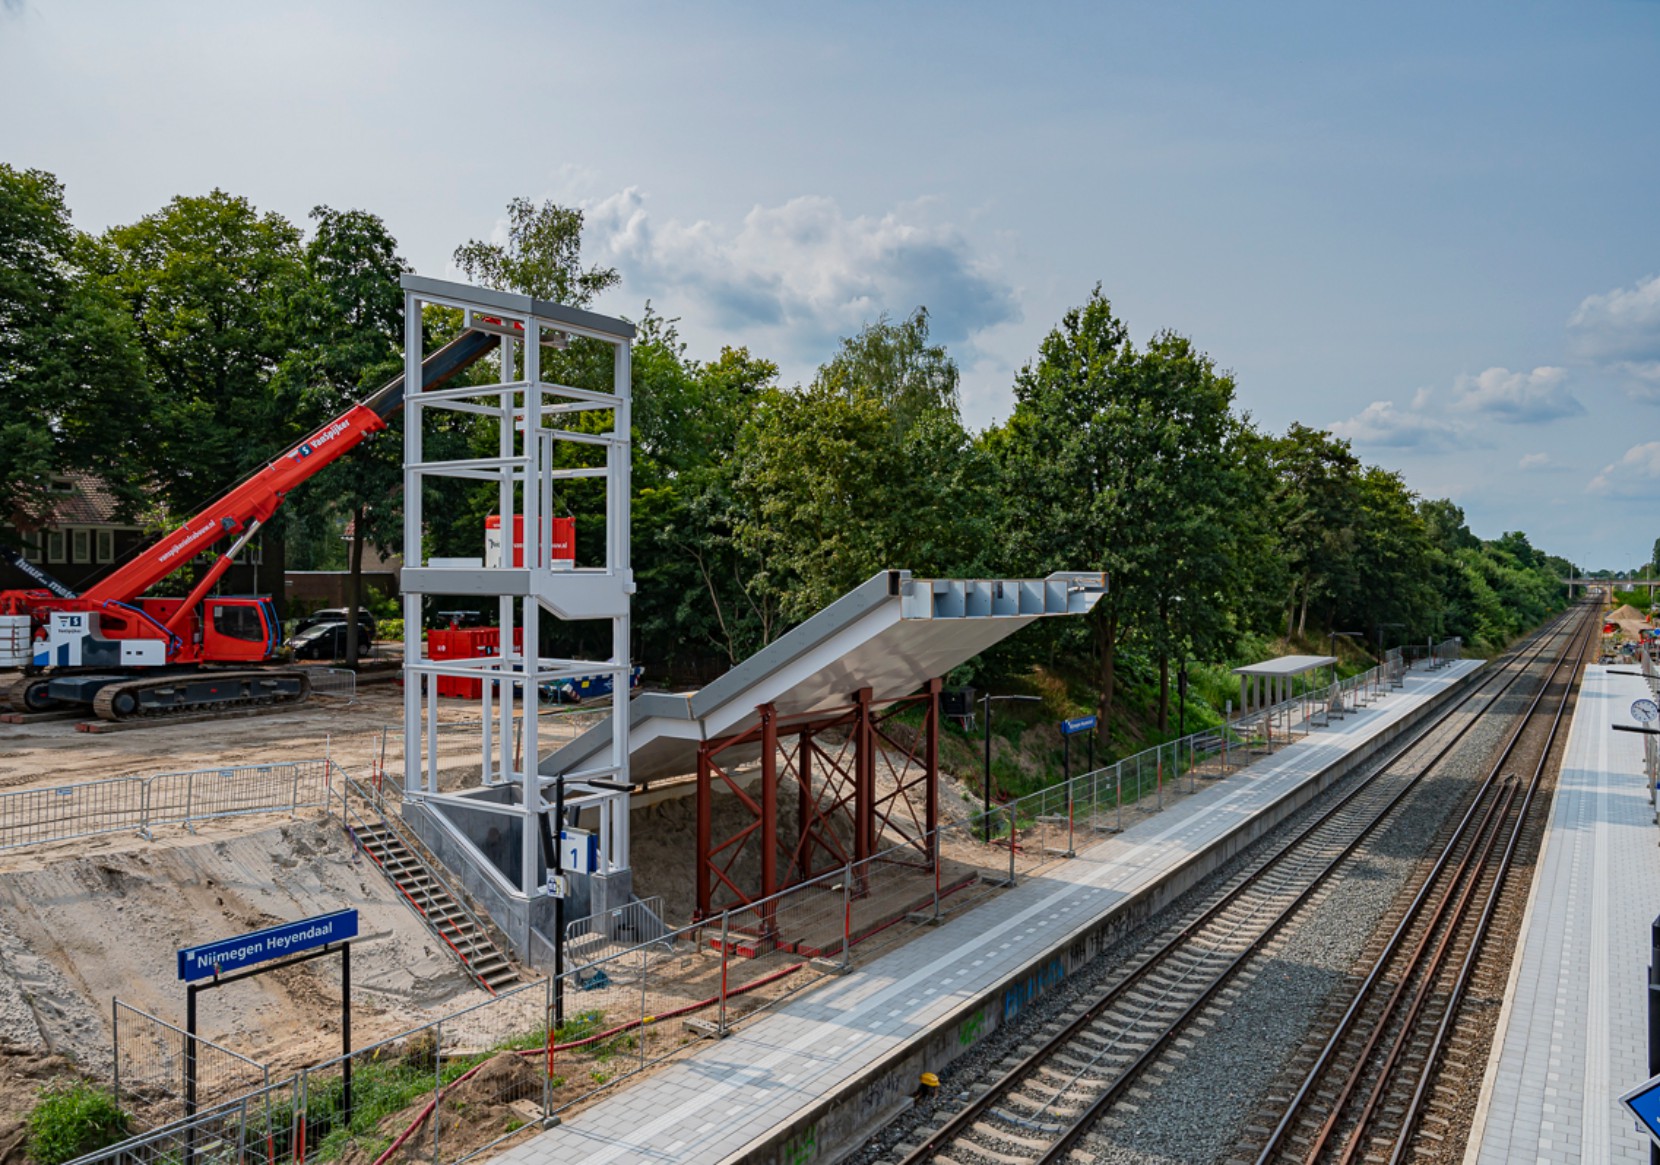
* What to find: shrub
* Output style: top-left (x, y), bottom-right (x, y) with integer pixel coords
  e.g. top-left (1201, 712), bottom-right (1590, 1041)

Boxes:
top-left (26, 1081), bottom-right (129, 1165)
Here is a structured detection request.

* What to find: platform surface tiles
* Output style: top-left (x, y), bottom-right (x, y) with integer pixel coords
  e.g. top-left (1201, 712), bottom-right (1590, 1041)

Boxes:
top-left (1466, 665), bottom-right (1660, 1165)
top-left (504, 662), bottom-right (1481, 1165)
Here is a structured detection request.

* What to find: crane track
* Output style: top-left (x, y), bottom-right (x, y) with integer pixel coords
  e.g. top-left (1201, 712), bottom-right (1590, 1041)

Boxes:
top-left (879, 606), bottom-right (1591, 1165)
top-left (1241, 603), bottom-right (1598, 1165)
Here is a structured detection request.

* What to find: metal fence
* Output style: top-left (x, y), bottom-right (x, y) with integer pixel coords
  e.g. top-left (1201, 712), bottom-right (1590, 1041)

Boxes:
top-left (0, 761), bottom-right (333, 851)
top-left (112, 1000), bottom-right (270, 1127)
top-left (306, 668), bottom-right (357, 703)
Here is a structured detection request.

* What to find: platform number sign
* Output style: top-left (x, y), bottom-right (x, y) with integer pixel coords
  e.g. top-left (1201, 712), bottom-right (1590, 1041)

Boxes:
top-left (1620, 1071), bottom-right (1660, 1149)
top-left (1632, 698), bottom-right (1660, 724)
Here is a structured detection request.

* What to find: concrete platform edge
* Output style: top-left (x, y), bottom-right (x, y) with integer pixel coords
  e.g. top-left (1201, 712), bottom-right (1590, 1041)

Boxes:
top-left (727, 664), bottom-right (1486, 1165)
top-left (1458, 730), bottom-right (1561, 1165)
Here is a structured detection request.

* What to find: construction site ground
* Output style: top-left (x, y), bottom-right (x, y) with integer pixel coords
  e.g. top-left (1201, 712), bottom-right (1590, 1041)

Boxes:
top-left (0, 679), bottom-right (1257, 1165)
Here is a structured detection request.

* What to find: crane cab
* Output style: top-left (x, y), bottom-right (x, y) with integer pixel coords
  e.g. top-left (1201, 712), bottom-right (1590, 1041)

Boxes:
top-left (200, 597), bottom-right (282, 663)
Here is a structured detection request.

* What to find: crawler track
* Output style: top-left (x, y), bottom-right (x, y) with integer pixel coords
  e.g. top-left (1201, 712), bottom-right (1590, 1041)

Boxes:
top-left (881, 607), bottom-right (1592, 1165)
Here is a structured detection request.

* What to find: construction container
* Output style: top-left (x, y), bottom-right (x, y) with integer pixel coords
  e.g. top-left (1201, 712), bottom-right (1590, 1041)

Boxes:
top-left (484, 514), bottom-right (575, 569)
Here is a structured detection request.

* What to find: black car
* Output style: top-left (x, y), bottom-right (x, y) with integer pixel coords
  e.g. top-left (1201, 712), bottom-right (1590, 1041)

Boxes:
top-left (288, 622), bottom-right (376, 661)
top-left (295, 607), bottom-right (377, 641)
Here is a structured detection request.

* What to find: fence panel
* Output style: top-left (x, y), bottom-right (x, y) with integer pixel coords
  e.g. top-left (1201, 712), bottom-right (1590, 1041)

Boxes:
top-left (307, 668), bottom-right (357, 703)
top-left (113, 1000), bottom-right (270, 1128)
top-left (66, 1077), bottom-right (299, 1165)
top-left (143, 761), bottom-right (331, 833)
top-left (0, 776), bottom-right (148, 850)
top-left (296, 980), bottom-right (549, 1165)
top-left (0, 761), bottom-right (333, 853)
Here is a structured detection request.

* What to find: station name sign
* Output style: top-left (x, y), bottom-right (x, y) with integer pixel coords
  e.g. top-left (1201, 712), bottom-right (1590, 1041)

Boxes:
top-left (1060, 715), bottom-right (1098, 737)
top-left (177, 909), bottom-right (358, 982)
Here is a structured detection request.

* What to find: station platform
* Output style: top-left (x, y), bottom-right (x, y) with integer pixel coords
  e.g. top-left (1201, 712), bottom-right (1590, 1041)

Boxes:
top-left (501, 660), bottom-right (1482, 1165)
top-left (1466, 665), bottom-right (1660, 1165)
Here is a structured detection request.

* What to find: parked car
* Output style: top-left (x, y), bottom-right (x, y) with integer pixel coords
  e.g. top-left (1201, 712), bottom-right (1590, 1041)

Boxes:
top-left (295, 607), bottom-right (377, 641)
top-left (288, 621), bottom-right (377, 661)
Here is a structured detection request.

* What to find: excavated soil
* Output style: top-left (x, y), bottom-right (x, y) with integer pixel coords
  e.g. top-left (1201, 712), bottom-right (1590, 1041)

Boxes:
top-left (0, 818), bottom-right (485, 1070)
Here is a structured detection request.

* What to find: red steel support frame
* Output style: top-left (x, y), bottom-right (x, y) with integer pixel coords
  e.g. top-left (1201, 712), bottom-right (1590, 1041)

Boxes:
top-left (694, 681), bottom-right (943, 920)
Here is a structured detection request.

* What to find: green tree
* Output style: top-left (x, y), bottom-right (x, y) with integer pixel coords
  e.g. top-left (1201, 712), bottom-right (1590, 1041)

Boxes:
top-left (453, 197), bottom-right (619, 306)
top-left (276, 205), bottom-right (409, 662)
top-left (0, 165), bottom-right (150, 535)
top-left (814, 308), bottom-right (960, 435)
top-left (1267, 423), bottom-right (1363, 638)
top-left (90, 190), bottom-right (305, 607)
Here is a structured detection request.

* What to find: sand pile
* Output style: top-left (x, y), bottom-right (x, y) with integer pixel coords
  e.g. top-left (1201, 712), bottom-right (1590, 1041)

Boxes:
top-left (0, 818), bottom-right (485, 1069)
top-left (1608, 604), bottom-right (1649, 622)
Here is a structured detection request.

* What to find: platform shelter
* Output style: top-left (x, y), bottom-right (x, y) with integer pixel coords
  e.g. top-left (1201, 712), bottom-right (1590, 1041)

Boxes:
top-left (1232, 654), bottom-right (1336, 720)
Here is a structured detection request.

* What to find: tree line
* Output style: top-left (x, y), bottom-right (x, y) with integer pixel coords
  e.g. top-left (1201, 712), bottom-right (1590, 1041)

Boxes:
top-left (1, 166), bottom-right (1573, 730)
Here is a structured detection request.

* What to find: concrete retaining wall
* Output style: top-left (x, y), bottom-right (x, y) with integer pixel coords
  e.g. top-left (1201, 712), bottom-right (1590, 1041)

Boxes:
top-left (729, 664), bottom-right (1485, 1165)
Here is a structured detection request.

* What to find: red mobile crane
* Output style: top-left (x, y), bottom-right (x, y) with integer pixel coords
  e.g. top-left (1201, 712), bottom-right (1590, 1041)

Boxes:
top-left (0, 330), bottom-right (496, 721)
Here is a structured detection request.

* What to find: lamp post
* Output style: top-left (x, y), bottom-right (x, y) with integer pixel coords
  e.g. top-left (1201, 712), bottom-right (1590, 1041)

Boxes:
top-left (1328, 630), bottom-right (1362, 688)
top-left (983, 692), bottom-right (1041, 836)
top-left (1374, 622), bottom-right (1405, 655)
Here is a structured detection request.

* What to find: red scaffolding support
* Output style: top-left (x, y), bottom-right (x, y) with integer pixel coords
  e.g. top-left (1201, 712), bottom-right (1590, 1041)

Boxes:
top-left (694, 679), bottom-right (942, 920)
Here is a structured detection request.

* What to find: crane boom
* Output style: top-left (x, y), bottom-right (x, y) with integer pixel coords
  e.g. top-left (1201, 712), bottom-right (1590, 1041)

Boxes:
top-left (81, 330), bottom-right (496, 604)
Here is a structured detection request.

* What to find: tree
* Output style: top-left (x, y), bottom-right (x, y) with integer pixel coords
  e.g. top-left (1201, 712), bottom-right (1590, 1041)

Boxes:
top-left (453, 197), bottom-right (619, 306)
top-left (1267, 423), bottom-right (1362, 638)
top-left (90, 190), bottom-right (305, 608)
top-left (814, 308), bottom-right (960, 435)
top-left (0, 165), bottom-right (150, 535)
top-left (276, 205), bottom-right (408, 663)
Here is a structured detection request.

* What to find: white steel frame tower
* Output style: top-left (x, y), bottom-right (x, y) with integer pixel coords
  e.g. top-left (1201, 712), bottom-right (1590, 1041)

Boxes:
top-left (398, 275), bottom-right (633, 946)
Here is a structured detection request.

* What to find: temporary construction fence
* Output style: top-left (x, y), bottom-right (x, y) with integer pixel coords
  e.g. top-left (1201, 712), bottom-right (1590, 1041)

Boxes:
top-left (305, 668), bottom-right (358, 703)
top-left (112, 1000), bottom-right (270, 1128)
top-left (0, 760), bottom-right (333, 851)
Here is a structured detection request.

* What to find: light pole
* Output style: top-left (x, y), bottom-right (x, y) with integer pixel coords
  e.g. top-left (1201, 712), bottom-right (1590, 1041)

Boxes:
top-left (983, 692), bottom-right (1041, 836)
top-left (1375, 622), bottom-right (1405, 655)
top-left (1329, 630), bottom-right (1362, 689)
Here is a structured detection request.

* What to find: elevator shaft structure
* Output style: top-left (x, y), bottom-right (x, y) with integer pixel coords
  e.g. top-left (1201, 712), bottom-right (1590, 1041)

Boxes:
top-left (399, 275), bottom-right (634, 955)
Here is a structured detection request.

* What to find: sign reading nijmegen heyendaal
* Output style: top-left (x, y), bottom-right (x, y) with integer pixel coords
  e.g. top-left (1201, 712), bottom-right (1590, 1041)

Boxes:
top-left (176, 910), bottom-right (357, 982)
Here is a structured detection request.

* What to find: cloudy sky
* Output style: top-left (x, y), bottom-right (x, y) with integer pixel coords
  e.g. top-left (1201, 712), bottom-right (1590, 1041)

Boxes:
top-left (4, 1), bottom-right (1658, 569)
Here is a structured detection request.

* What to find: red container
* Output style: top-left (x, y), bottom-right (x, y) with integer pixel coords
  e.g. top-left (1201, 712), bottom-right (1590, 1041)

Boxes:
top-left (426, 625), bottom-right (524, 698)
top-left (485, 515), bottom-right (575, 568)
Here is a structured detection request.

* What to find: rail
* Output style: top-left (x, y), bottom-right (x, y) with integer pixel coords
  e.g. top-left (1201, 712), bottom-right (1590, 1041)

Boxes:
top-left (0, 760), bottom-right (332, 851)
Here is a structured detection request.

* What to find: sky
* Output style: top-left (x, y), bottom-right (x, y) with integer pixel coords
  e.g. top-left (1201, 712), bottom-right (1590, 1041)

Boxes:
top-left (3, 0), bottom-right (1658, 571)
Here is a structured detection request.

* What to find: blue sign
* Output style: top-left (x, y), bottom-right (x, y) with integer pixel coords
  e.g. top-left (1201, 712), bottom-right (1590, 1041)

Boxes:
top-left (1620, 1072), bottom-right (1660, 1148)
top-left (177, 910), bottom-right (357, 982)
top-left (1061, 715), bottom-right (1098, 737)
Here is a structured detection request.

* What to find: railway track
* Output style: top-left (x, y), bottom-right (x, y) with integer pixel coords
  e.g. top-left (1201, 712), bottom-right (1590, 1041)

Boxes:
top-left (880, 606), bottom-right (1593, 1165)
top-left (1244, 603), bottom-right (1598, 1165)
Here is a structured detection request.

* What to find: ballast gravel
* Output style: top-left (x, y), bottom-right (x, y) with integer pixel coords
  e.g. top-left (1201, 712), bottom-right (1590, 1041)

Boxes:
top-left (855, 662), bottom-right (1537, 1165)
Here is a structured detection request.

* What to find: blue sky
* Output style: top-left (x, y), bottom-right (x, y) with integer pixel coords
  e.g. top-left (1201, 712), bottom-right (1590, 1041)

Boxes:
top-left (4, 1), bottom-right (1658, 569)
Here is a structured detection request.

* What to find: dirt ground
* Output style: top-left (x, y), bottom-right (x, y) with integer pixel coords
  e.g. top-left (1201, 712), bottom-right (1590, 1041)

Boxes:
top-left (0, 817), bottom-right (489, 1068)
top-left (0, 672), bottom-right (1250, 1159)
top-left (0, 682), bottom-right (605, 795)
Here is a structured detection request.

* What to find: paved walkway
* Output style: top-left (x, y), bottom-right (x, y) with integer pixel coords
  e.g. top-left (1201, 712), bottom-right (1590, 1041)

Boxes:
top-left (1467, 666), bottom-right (1660, 1165)
top-left (505, 663), bottom-right (1481, 1165)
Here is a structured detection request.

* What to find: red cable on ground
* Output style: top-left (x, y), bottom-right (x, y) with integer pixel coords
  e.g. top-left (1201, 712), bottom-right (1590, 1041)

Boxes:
top-left (368, 961), bottom-right (806, 1165)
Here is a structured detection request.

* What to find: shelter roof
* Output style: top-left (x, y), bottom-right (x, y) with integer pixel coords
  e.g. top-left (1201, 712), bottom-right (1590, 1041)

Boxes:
top-left (1232, 654), bottom-right (1336, 677)
top-left (541, 569), bottom-right (1107, 784)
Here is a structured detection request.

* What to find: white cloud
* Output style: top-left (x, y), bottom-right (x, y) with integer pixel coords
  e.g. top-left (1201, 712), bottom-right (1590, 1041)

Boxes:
top-left (1328, 399), bottom-right (1474, 452)
top-left (1569, 274), bottom-right (1660, 364)
top-left (1518, 452), bottom-right (1568, 472)
top-left (1588, 441), bottom-right (1660, 497)
top-left (583, 188), bottom-right (1020, 372)
top-left (1447, 365), bottom-right (1581, 422)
